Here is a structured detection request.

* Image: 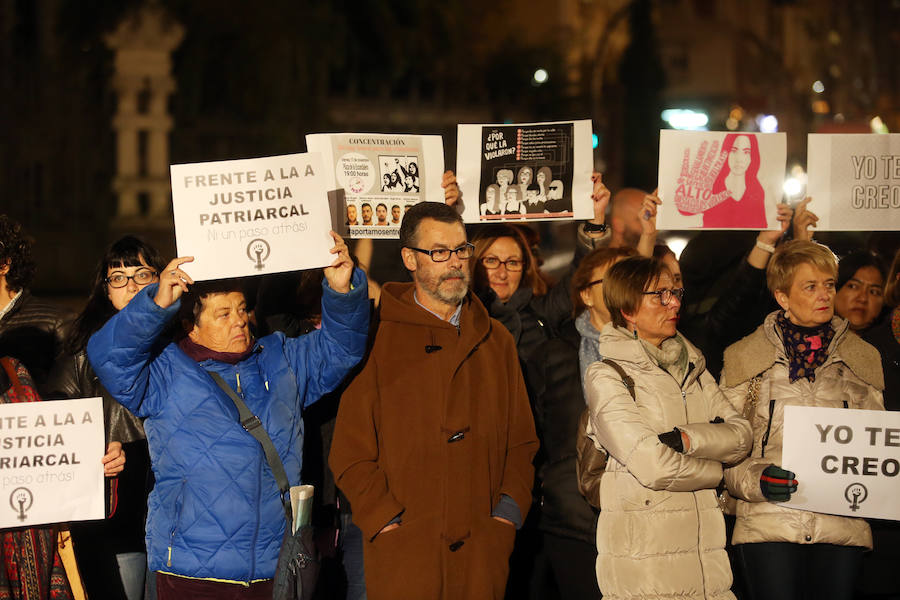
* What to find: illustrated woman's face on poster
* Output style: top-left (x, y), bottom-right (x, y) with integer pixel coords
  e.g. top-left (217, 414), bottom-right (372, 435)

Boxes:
top-left (383, 174), bottom-right (391, 186)
top-left (536, 170), bottom-right (546, 185)
top-left (408, 162), bottom-right (418, 176)
top-left (497, 170), bottom-right (512, 186)
top-left (728, 135), bottom-right (752, 176)
top-left (486, 187), bottom-right (496, 204)
top-left (506, 187), bottom-right (519, 203)
top-left (548, 182), bottom-right (563, 200)
top-left (518, 167), bottom-right (532, 185)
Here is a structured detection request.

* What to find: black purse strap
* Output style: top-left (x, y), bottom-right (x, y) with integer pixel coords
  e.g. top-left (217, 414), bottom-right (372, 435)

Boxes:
top-left (207, 371), bottom-right (293, 525)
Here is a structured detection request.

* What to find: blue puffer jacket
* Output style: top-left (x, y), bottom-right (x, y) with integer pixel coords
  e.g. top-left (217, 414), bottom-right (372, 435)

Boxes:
top-left (87, 269), bottom-right (369, 583)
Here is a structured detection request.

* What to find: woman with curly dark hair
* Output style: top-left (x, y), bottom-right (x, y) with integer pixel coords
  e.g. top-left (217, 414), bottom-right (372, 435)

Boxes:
top-left (0, 215), bottom-right (68, 389)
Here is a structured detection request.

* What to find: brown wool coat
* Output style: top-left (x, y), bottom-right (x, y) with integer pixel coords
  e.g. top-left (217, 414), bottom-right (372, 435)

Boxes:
top-left (329, 283), bottom-right (538, 600)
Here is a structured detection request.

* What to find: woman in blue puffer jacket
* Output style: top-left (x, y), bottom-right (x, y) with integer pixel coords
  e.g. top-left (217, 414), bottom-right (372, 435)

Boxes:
top-left (87, 234), bottom-right (369, 598)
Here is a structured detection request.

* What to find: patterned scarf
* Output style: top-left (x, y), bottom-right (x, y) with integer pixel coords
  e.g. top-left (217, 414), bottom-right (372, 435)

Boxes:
top-left (0, 358), bottom-right (73, 600)
top-left (776, 311), bottom-right (835, 383)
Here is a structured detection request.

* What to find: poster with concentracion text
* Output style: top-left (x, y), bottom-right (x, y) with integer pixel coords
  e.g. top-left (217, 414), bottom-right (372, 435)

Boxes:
top-left (657, 130), bottom-right (786, 230)
top-left (306, 133), bottom-right (445, 239)
top-left (806, 134), bottom-right (900, 231)
top-left (171, 153), bottom-right (334, 281)
top-left (456, 120), bottom-right (594, 223)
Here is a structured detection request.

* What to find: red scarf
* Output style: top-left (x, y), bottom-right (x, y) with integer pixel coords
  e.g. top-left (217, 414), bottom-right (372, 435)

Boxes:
top-left (178, 336), bottom-right (255, 364)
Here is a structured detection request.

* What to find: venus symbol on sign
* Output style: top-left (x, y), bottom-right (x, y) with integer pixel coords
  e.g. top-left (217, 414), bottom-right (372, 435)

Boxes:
top-left (9, 487), bottom-right (33, 521)
top-left (247, 238), bottom-right (271, 271)
top-left (844, 482), bottom-right (868, 512)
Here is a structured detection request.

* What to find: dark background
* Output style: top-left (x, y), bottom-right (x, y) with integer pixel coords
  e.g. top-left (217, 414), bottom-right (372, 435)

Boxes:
top-left (1, 0), bottom-right (898, 297)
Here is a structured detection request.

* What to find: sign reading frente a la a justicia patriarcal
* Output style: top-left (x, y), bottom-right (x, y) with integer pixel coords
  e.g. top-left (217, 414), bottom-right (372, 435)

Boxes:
top-left (171, 152), bottom-right (335, 282)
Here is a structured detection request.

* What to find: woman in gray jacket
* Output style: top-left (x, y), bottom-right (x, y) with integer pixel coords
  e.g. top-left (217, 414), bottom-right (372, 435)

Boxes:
top-left (583, 256), bottom-right (752, 600)
top-left (721, 240), bottom-right (884, 600)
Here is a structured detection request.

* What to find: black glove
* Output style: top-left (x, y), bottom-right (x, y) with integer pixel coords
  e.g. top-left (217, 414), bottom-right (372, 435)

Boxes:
top-left (710, 416), bottom-right (724, 424)
top-left (658, 428), bottom-right (684, 453)
top-left (760, 465), bottom-right (798, 501)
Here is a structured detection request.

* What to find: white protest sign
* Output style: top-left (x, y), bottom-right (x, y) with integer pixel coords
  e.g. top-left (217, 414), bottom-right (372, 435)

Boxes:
top-left (806, 134), bottom-right (900, 230)
top-left (657, 130), bottom-right (786, 230)
top-left (171, 153), bottom-right (334, 281)
top-left (456, 120), bottom-right (594, 223)
top-left (780, 405), bottom-right (900, 521)
top-left (0, 397), bottom-right (104, 528)
top-left (306, 133), bottom-right (445, 239)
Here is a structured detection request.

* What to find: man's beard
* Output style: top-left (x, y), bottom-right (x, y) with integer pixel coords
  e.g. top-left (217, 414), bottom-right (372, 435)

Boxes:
top-left (422, 268), bottom-right (469, 306)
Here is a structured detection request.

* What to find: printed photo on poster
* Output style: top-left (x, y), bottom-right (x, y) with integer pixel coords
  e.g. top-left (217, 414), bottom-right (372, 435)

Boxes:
top-left (806, 134), bottom-right (900, 231)
top-left (456, 120), bottom-right (594, 224)
top-left (306, 133), bottom-right (445, 239)
top-left (657, 130), bottom-right (786, 230)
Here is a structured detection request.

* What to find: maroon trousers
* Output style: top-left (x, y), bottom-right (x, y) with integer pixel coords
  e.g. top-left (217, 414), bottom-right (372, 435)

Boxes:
top-left (156, 573), bottom-right (273, 600)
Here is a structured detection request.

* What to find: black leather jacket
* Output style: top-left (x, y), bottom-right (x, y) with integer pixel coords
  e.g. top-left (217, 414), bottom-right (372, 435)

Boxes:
top-left (0, 290), bottom-right (72, 393)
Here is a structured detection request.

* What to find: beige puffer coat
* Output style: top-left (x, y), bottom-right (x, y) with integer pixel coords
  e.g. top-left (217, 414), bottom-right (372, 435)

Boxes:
top-left (584, 324), bottom-right (753, 600)
top-left (721, 312), bottom-right (885, 549)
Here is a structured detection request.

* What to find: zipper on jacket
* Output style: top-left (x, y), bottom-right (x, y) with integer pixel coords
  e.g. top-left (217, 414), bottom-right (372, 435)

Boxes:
top-left (168, 479), bottom-right (187, 567)
top-left (678, 362), bottom-right (694, 421)
top-left (760, 399), bottom-right (776, 457)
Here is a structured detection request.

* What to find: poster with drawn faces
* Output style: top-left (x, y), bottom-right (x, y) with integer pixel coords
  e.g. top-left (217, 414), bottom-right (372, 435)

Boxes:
top-left (657, 130), bottom-right (786, 230)
top-left (455, 120), bottom-right (595, 223)
top-left (306, 133), bottom-right (445, 239)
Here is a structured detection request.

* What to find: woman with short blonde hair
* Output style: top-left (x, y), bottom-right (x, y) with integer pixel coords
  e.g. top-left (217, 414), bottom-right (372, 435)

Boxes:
top-left (721, 239), bottom-right (885, 600)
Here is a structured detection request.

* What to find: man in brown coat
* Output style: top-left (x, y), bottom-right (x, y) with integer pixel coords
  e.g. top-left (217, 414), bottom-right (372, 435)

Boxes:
top-left (330, 202), bottom-right (538, 600)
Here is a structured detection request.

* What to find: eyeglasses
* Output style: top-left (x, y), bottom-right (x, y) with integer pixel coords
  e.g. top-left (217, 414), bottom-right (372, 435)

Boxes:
top-left (106, 268), bottom-right (158, 289)
top-left (407, 243), bottom-right (475, 262)
top-left (642, 287), bottom-right (685, 306)
top-left (481, 257), bottom-right (524, 272)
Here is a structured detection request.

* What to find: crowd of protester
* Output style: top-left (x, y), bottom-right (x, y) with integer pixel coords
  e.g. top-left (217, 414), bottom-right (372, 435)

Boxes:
top-left (0, 165), bottom-right (897, 600)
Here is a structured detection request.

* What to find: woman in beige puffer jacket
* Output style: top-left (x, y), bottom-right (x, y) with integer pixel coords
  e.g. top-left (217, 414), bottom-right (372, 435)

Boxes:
top-left (585, 257), bottom-right (752, 600)
top-left (721, 240), bottom-right (884, 600)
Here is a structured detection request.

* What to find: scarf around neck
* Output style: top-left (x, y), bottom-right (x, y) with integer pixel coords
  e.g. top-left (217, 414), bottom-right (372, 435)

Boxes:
top-left (178, 336), bottom-right (255, 364)
top-left (776, 311), bottom-right (834, 383)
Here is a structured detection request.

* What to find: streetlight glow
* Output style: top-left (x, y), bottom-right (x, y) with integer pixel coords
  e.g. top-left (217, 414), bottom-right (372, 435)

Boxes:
top-left (532, 68), bottom-right (549, 84)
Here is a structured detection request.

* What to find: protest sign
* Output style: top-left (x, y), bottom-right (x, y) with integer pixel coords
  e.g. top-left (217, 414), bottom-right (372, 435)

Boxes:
top-left (780, 405), bottom-right (900, 521)
top-left (0, 397), bottom-right (104, 528)
top-left (306, 133), bottom-right (444, 239)
top-left (171, 153), bottom-right (334, 281)
top-left (657, 130), bottom-right (786, 230)
top-left (806, 134), bottom-right (900, 230)
top-left (456, 120), bottom-right (594, 223)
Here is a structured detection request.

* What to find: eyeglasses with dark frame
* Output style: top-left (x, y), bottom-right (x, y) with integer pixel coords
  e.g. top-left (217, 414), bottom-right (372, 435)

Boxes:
top-left (106, 268), bottom-right (159, 289)
top-left (642, 287), bottom-right (685, 306)
top-left (407, 242), bottom-right (475, 263)
top-left (481, 256), bottom-right (524, 272)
